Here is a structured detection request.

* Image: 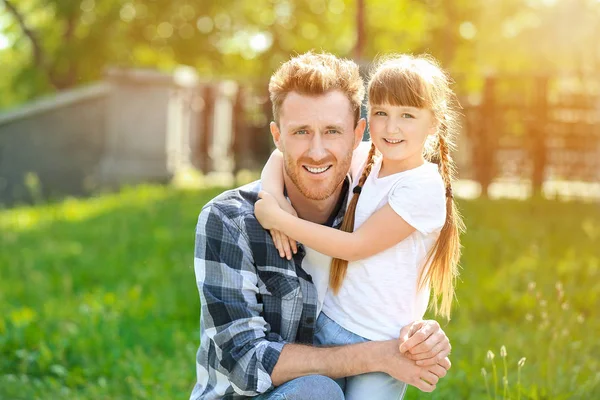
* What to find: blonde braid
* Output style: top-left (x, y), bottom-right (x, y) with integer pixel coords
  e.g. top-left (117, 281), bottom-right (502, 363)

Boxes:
top-left (437, 123), bottom-right (456, 192)
top-left (419, 121), bottom-right (465, 319)
top-left (329, 142), bottom-right (378, 293)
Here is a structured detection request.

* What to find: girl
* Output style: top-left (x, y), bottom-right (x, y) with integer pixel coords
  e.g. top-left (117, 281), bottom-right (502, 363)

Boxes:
top-left (255, 54), bottom-right (464, 399)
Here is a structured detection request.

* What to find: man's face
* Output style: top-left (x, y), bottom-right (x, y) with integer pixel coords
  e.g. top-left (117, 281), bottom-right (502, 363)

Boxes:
top-left (271, 90), bottom-right (365, 201)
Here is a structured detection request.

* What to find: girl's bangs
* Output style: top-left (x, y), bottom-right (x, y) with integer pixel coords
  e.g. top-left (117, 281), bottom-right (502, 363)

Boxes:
top-left (368, 68), bottom-right (430, 109)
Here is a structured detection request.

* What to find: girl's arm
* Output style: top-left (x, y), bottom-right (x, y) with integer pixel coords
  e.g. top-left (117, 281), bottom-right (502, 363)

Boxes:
top-left (261, 150), bottom-right (288, 208)
top-left (260, 150), bottom-right (298, 259)
top-left (255, 191), bottom-right (416, 261)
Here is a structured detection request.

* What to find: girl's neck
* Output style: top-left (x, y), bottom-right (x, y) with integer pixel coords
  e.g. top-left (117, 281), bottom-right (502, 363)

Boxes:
top-left (378, 154), bottom-right (426, 178)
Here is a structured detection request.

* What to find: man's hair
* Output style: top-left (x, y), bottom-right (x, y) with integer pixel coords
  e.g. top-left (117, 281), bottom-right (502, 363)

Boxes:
top-left (268, 51), bottom-right (365, 125)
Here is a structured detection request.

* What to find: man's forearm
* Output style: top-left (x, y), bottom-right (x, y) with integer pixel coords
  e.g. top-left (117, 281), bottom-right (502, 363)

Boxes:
top-left (270, 337), bottom-right (450, 393)
top-left (271, 340), bottom-right (393, 386)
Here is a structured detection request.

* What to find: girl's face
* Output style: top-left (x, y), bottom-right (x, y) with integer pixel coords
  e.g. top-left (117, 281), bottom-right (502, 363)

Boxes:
top-left (368, 103), bottom-right (438, 171)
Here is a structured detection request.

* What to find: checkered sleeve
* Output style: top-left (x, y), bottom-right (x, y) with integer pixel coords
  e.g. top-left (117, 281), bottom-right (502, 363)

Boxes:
top-left (194, 204), bottom-right (286, 396)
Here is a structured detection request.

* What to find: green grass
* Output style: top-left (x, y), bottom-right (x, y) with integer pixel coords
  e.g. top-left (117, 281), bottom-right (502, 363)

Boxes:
top-left (0, 185), bottom-right (598, 399)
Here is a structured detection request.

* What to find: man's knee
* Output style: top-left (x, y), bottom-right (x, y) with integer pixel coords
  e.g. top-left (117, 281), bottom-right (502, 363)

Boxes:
top-left (285, 375), bottom-right (344, 400)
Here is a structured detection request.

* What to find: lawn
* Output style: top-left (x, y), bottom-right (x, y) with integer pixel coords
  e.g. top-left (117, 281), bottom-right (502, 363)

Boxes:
top-left (0, 185), bottom-right (598, 399)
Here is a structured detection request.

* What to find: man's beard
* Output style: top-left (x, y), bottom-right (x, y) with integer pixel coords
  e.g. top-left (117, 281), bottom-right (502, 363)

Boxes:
top-left (283, 153), bottom-right (352, 201)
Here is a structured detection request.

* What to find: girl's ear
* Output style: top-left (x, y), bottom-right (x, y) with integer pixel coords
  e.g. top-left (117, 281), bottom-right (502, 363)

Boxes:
top-left (429, 116), bottom-right (441, 136)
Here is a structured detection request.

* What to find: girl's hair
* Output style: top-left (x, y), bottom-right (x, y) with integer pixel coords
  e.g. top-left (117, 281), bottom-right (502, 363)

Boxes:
top-left (329, 54), bottom-right (465, 320)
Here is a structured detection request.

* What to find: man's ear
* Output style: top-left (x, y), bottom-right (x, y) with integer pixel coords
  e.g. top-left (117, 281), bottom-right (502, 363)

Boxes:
top-left (353, 118), bottom-right (367, 150)
top-left (270, 121), bottom-right (283, 152)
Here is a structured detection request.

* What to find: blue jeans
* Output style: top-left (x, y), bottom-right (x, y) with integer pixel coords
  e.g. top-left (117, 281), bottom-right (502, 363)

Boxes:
top-left (254, 375), bottom-right (344, 400)
top-left (314, 313), bottom-right (408, 400)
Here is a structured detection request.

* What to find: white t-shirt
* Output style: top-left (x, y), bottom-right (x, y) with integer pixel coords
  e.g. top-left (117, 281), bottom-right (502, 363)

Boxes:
top-left (300, 142), bottom-right (374, 315)
top-left (301, 248), bottom-right (331, 315)
top-left (321, 152), bottom-right (447, 341)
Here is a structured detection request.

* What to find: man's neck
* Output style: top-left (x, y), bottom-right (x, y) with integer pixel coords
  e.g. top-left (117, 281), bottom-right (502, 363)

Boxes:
top-left (284, 174), bottom-right (344, 225)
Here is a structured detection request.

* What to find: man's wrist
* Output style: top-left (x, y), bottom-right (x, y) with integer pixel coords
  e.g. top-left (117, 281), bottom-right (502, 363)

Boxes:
top-left (362, 340), bottom-right (396, 374)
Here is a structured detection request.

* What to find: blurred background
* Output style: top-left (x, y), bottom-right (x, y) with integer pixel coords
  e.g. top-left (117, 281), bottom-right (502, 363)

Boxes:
top-left (0, 0), bottom-right (599, 399)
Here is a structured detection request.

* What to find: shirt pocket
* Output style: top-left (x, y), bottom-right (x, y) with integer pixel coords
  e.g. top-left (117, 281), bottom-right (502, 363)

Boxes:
top-left (258, 273), bottom-right (302, 341)
top-left (261, 274), bottom-right (301, 300)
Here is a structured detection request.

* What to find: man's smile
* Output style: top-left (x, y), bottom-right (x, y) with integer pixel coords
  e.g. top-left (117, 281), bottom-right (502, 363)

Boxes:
top-left (303, 165), bottom-right (333, 174)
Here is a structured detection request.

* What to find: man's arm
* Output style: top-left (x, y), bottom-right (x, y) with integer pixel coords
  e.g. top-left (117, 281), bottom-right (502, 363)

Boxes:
top-left (195, 204), bottom-right (287, 395)
top-left (271, 340), bottom-right (450, 392)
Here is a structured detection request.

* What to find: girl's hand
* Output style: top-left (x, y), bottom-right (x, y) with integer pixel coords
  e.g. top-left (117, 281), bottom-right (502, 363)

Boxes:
top-left (255, 191), bottom-right (298, 260)
top-left (274, 198), bottom-right (299, 258)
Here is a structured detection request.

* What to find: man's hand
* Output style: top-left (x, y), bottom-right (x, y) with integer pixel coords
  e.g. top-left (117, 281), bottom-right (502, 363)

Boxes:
top-left (375, 340), bottom-right (445, 392)
top-left (398, 320), bottom-right (452, 367)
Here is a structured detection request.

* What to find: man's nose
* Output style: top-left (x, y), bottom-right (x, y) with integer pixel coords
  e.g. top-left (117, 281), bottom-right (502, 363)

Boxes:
top-left (306, 133), bottom-right (328, 162)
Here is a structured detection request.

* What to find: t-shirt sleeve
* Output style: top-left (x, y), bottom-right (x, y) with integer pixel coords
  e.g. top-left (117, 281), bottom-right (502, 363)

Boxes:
top-left (388, 171), bottom-right (447, 235)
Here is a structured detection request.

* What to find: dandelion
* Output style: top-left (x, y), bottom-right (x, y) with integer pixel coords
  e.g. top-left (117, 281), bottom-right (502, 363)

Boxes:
top-left (525, 313), bottom-right (533, 322)
top-left (541, 311), bottom-right (548, 320)
top-left (555, 281), bottom-right (564, 299)
top-left (561, 302), bottom-right (569, 311)
top-left (517, 358), bottom-right (526, 400)
top-left (501, 346), bottom-right (508, 399)
top-left (539, 299), bottom-right (547, 307)
top-left (488, 350), bottom-right (498, 399)
top-left (482, 368), bottom-right (492, 399)
top-left (577, 314), bottom-right (585, 324)
top-left (528, 281), bottom-right (536, 291)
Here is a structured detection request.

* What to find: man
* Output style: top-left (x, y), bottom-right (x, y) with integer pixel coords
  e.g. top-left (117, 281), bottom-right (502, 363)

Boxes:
top-left (191, 52), bottom-right (452, 400)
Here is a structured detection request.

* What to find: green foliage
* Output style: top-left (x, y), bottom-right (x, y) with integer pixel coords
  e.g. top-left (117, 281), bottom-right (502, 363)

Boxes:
top-left (408, 197), bottom-right (600, 399)
top-left (1, 0), bottom-right (600, 109)
top-left (0, 185), bottom-right (598, 398)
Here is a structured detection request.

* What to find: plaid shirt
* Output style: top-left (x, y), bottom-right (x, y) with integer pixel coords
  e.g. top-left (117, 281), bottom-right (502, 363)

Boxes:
top-left (190, 179), bottom-right (348, 400)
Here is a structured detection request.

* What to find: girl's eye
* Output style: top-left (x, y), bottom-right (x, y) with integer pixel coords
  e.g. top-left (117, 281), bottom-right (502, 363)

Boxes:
top-left (402, 113), bottom-right (415, 119)
top-left (374, 111), bottom-right (387, 116)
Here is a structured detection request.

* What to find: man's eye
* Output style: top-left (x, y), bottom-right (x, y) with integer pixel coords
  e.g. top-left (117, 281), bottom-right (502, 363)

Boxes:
top-left (402, 113), bottom-right (415, 119)
top-left (295, 130), bottom-right (308, 135)
top-left (326, 129), bottom-right (339, 134)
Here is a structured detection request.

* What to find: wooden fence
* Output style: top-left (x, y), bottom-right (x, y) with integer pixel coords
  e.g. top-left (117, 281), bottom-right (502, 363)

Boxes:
top-left (461, 75), bottom-right (600, 197)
